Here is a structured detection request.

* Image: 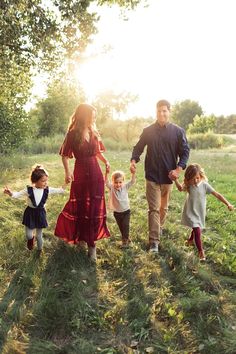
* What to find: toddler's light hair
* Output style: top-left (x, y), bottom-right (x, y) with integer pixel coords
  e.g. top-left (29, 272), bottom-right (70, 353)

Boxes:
top-left (111, 170), bottom-right (125, 183)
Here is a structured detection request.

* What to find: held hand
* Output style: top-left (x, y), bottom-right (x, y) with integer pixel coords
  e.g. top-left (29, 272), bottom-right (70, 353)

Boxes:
top-left (227, 204), bottom-right (234, 211)
top-left (105, 161), bottom-right (110, 174)
top-left (130, 161), bottom-right (136, 174)
top-left (174, 179), bottom-right (183, 191)
top-left (176, 183), bottom-right (183, 192)
top-left (62, 182), bottom-right (69, 190)
top-left (65, 172), bottom-right (73, 184)
top-left (168, 169), bottom-right (181, 181)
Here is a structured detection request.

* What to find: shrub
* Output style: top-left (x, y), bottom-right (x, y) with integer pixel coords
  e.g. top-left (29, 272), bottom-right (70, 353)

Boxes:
top-left (187, 132), bottom-right (223, 149)
top-left (102, 137), bottom-right (132, 151)
top-left (19, 134), bottom-right (64, 154)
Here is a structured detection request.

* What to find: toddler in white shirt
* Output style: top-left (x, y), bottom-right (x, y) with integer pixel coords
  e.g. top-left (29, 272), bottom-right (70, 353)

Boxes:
top-left (105, 169), bottom-right (136, 247)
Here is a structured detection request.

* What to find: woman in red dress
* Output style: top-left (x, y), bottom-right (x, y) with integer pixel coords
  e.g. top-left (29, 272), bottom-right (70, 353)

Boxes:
top-left (54, 103), bottom-right (110, 260)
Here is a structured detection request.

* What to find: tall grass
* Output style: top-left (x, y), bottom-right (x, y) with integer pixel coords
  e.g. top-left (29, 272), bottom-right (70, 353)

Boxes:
top-left (0, 150), bottom-right (236, 354)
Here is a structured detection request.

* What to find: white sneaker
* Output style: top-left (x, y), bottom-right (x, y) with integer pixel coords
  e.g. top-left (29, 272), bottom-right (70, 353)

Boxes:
top-left (149, 242), bottom-right (159, 253)
top-left (88, 246), bottom-right (97, 261)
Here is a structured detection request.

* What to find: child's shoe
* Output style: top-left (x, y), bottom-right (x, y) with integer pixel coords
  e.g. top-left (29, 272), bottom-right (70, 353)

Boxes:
top-left (121, 239), bottom-right (132, 249)
top-left (185, 238), bottom-right (194, 246)
top-left (88, 246), bottom-right (97, 261)
top-left (198, 250), bottom-right (206, 261)
top-left (27, 236), bottom-right (34, 250)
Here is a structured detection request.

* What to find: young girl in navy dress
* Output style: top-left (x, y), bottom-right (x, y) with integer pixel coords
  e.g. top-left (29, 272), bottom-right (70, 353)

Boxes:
top-left (4, 164), bottom-right (65, 253)
top-left (175, 163), bottom-right (234, 261)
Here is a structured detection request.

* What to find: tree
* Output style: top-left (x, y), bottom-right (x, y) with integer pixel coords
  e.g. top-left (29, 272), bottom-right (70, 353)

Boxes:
top-left (30, 78), bottom-right (85, 137)
top-left (92, 90), bottom-right (138, 126)
top-left (1, 0), bottom-right (143, 71)
top-left (0, 0), bottom-right (143, 152)
top-left (214, 114), bottom-right (236, 134)
top-left (0, 102), bottom-right (28, 153)
top-left (187, 115), bottom-right (216, 134)
top-left (171, 100), bottom-right (203, 130)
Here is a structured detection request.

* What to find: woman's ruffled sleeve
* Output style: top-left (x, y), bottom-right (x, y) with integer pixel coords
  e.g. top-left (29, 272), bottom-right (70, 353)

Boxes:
top-left (59, 131), bottom-right (74, 158)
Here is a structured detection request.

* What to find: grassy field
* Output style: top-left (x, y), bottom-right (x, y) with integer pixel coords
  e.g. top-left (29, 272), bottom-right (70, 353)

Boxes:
top-left (0, 150), bottom-right (236, 354)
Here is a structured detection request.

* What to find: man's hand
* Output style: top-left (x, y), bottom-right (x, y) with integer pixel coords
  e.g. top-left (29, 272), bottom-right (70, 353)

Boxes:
top-left (168, 167), bottom-right (182, 181)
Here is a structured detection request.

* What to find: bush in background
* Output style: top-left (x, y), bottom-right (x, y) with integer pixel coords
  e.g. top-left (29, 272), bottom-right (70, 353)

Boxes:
top-left (19, 134), bottom-right (64, 154)
top-left (188, 132), bottom-right (223, 149)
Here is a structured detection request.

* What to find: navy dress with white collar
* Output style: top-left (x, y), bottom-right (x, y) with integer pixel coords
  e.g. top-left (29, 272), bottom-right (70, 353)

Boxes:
top-left (22, 186), bottom-right (49, 229)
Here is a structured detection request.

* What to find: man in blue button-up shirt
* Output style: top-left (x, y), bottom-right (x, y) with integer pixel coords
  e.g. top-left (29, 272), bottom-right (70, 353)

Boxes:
top-left (130, 99), bottom-right (190, 253)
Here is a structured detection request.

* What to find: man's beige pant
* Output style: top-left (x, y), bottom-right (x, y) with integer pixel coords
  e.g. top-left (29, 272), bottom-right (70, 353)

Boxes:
top-left (146, 180), bottom-right (173, 244)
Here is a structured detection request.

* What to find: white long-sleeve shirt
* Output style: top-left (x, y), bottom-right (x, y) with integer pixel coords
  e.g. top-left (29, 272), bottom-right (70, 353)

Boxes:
top-left (12, 187), bottom-right (65, 208)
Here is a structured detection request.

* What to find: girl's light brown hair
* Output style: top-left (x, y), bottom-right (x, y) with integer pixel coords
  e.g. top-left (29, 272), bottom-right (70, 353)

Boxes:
top-left (68, 103), bottom-right (99, 146)
top-left (111, 170), bottom-right (125, 182)
top-left (30, 164), bottom-right (48, 183)
top-left (184, 163), bottom-right (207, 191)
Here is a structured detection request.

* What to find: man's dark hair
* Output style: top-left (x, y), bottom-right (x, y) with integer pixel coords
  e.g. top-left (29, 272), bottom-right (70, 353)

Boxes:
top-left (156, 100), bottom-right (171, 111)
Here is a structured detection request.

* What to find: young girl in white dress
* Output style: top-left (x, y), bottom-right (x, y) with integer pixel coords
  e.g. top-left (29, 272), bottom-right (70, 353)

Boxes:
top-left (175, 163), bottom-right (234, 261)
top-left (4, 164), bottom-right (65, 254)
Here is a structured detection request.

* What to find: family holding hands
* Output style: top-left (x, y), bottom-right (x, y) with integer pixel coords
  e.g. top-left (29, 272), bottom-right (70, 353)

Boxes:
top-left (4, 100), bottom-right (234, 261)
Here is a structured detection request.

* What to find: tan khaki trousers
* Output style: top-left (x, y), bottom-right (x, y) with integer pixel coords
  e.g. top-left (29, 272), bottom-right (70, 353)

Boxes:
top-left (146, 180), bottom-right (173, 244)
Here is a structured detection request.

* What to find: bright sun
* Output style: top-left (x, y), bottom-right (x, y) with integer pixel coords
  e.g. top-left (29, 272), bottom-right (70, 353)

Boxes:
top-left (75, 52), bottom-right (127, 100)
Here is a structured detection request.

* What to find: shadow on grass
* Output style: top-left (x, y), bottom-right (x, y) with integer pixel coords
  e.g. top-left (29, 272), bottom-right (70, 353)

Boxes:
top-left (0, 252), bottom-right (43, 353)
top-left (26, 241), bottom-right (101, 354)
top-left (98, 240), bottom-right (156, 352)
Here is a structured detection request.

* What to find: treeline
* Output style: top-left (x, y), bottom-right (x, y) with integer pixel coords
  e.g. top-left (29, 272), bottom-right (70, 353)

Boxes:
top-left (1, 76), bottom-right (236, 154)
top-left (1, 0), bottom-right (236, 154)
top-left (0, 0), bottom-right (143, 154)
top-left (20, 89), bottom-right (236, 152)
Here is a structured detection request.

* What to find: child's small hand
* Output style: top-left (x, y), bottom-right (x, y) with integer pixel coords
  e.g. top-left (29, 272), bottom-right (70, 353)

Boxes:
top-left (4, 186), bottom-right (12, 196)
top-left (175, 180), bottom-right (183, 191)
top-left (62, 182), bottom-right (69, 190)
top-left (177, 184), bottom-right (183, 192)
top-left (227, 204), bottom-right (234, 211)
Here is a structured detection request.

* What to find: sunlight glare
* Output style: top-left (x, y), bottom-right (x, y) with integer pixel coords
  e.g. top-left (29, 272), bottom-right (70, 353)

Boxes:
top-left (75, 52), bottom-right (127, 101)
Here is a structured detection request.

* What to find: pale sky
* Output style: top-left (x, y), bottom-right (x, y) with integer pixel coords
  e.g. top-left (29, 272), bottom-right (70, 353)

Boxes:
top-left (33, 0), bottom-right (236, 118)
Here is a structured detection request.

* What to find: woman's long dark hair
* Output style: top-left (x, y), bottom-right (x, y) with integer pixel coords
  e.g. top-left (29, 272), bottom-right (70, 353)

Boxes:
top-left (68, 103), bottom-right (99, 147)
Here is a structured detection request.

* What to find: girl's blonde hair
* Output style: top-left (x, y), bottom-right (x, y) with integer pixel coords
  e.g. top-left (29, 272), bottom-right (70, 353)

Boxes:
top-left (68, 103), bottom-right (99, 147)
top-left (30, 164), bottom-right (48, 183)
top-left (184, 163), bottom-right (207, 191)
top-left (111, 170), bottom-right (125, 182)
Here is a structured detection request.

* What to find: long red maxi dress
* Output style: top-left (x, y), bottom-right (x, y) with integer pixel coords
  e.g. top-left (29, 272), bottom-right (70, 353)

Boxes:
top-left (54, 130), bottom-right (110, 246)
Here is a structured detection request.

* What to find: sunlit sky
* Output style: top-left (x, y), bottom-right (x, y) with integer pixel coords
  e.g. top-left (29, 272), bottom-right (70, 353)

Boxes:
top-left (33, 0), bottom-right (236, 118)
